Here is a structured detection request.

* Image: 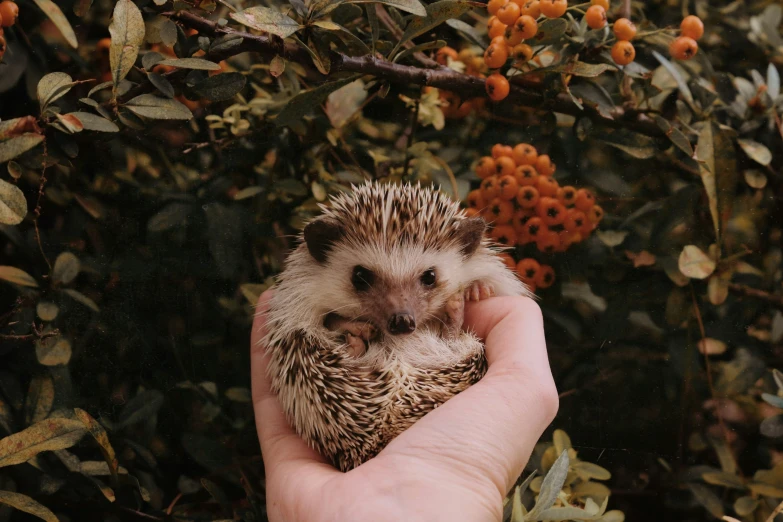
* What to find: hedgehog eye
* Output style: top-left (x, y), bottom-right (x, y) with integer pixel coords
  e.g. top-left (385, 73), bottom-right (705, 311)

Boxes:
top-left (351, 266), bottom-right (374, 292)
top-left (420, 268), bottom-right (437, 287)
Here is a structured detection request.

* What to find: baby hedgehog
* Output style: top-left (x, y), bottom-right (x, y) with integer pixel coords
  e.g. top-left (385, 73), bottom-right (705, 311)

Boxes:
top-left (263, 181), bottom-right (530, 471)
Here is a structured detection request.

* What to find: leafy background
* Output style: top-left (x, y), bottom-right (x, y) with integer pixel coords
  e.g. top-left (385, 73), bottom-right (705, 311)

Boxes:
top-left (0, 0), bottom-right (782, 521)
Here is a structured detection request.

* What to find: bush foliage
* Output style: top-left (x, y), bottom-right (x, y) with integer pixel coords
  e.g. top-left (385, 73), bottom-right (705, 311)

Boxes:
top-left (0, 0), bottom-right (782, 520)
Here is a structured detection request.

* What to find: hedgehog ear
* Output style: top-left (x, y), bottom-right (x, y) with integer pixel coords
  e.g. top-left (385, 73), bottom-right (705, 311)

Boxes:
top-left (303, 218), bottom-right (344, 264)
top-left (456, 217), bottom-right (486, 256)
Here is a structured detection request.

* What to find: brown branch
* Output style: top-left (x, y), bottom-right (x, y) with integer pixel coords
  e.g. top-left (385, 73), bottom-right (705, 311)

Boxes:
top-left (728, 283), bottom-right (783, 309)
top-left (168, 11), bottom-right (666, 138)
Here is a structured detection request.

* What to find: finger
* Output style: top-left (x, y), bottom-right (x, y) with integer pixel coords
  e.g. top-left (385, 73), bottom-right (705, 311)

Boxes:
top-left (250, 290), bottom-right (336, 476)
top-left (385, 296), bottom-right (558, 498)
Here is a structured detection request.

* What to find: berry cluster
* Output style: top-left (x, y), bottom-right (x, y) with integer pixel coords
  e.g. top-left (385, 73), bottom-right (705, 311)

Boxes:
top-left (433, 46), bottom-right (488, 119)
top-left (464, 142), bottom-right (603, 292)
top-left (0, 1), bottom-right (19, 61)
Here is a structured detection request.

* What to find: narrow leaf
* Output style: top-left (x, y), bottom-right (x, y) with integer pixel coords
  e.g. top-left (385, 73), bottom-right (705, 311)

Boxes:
top-left (32, 0), bottom-right (78, 48)
top-left (0, 491), bottom-right (58, 522)
top-left (62, 289), bottom-right (100, 312)
top-left (528, 450), bottom-right (570, 518)
top-left (0, 417), bottom-right (87, 467)
top-left (0, 266), bottom-right (38, 287)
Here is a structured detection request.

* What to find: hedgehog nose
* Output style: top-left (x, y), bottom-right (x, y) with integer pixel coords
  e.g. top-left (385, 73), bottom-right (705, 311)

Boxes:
top-left (388, 313), bottom-right (416, 335)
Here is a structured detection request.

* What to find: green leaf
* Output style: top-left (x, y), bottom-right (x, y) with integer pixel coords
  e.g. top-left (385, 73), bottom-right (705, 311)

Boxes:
top-left (125, 94), bottom-right (194, 120)
top-left (312, 20), bottom-right (341, 30)
top-left (148, 72), bottom-right (175, 98)
top-left (687, 483), bottom-right (724, 519)
top-left (192, 73), bottom-right (247, 102)
top-left (157, 58), bottom-right (222, 71)
top-left (109, 0), bottom-right (146, 89)
top-left (67, 112), bottom-right (120, 133)
top-left (32, 0), bottom-right (78, 48)
top-left (142, 51), bottom-right (165, 71)
top-left (0, 416), bottom-right (87, 467)
top-left (0, 135), bottom-right (46, 164)
top-left (652, 114), bottom-right (693, 156)
top-left (445, 19), bottom-right (486, 47)
top-left (230, 6), bottom-right (303, 38)
top-left (0, 491), bottom-right (58, 522)
top-left (0, 178), bottom-right (27, 225)
top-left (62, 289), bottom-right (100, 312)
top-left (393, 0), bottom-right (481, 56)
top-left (37, 72), bottom-right (77, 110)
top-left (88, 81), bottom-right (114, 98)
top-left (346, 0), bottom-right (426, 16)
top-left (0, 266), bottom-right (38, 287)
top-left (696, 121), bottom-right (737, 250)
top-left (276, 75), bottom-right (360, 127)
top-left (52, 252), bottom-right (80, 284)
top-left (527, 450), bottom-right (569, 518)
top-left (737, 138), bottom-right (772, 166)
top-left (529, 18), bottom-right (568, 46)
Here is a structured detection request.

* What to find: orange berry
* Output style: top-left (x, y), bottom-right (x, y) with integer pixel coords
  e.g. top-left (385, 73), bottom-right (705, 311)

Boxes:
top-left (519, 0), bottom-right (541, 17)
top-left (516, 258), bottom-right (541, 285)
top-left (511, 43), bottom-right (534, 62)
top-left (516, 185), bottom-right (540, 209)
top-left (486, 198), bottom-right (515, 224)
top-left (539, 0), bottom-right (567, 18)
top-left (0, 1), bottom-right (18, 27)
top-left (505, 26), bottom-right (525, 46)
top-left (484, 43), bottom-right (509, 69)
top-left (524, 216), bottom-right (545, 240)
top-left (492, 144), bottom-right (514, 159)
top-left (585, 5), bottom-right (607, 29)
top-left (512, 143), bottom-right (537, 166)
top-left (536, 175), bottom-right (559, 197)
top-left (557, 185), bottom-right (577, 207)
top-left (536, 265), bottom-right (555, 288)
top-left (588, 204), bottom-right (604, 223)
top-left (535, 154), bottom-right (555, 176)
top-left (488, 0), bottom-right (509, 15)
top-left (498, 175), bottom-right (520, 200)
top-left (97, 38), bottom-right (112, 51)
top-left (491, 35), bottom-right (509, 48)
top-left (669, 36), bottom-right (698, 60)
top-left (491, 224), bottom-right (517, 246)
top-left (514, 165), bottom-right (539, 186)
top-left (536, 230), bottom-right (561, 253)
top-left (680, 15), bottom-right (704, 40)
top-left (564, 208), bottom-right (588, 232)
top-left (613, 18), bottom-right (636, 40)
top-left (499, 253), bottom-right (517, 271)
top-left (574, 188), bottom-right (596, 211)
top-left (512, 15), bottom-right (538, 39)
top-left (591, 0), bottom-right (609, 9)
top-left (536, 197), bottom-right (567, 226)
top-left (488, 18), bottom-right (508, 39)
top-left (476, 156), bottom-right (497, 179)
top-left (436, 46), bottom-right (459, 65)
top-left (486, 73), bottom-right (510, 101)
top-left (611, 40), bottom-right (636, 66)
top-left (467, 189), bottom-right (487, 210)
top-left (512, 208), bottom-right (533, 232)
top-left (481, 175), bottom-right (501, 200)
top-left (464, 207), bottom-right (482, 218)
top-left (497, 2), bottom-right (521, 25)
top-left (494, 156), bottom-right (516, 177)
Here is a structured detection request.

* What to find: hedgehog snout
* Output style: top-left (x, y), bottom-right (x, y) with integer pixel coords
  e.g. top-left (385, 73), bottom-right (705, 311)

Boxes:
top-left (388, 312), bottom-right (416, 335)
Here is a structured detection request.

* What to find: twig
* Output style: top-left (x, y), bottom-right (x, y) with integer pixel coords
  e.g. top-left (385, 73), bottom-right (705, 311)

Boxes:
top-left (33, 139), bottom-right (52, 271)
top-left (728, 283), bottom-right (783, 309)
top-left (166, 11), bottom-right (666, 138)
top-left (402, 100), bottom-right (420, 178)
top-left (619, 0), bottom-right (631, 19)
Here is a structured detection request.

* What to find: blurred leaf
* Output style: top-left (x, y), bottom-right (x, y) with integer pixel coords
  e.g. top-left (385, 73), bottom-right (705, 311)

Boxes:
top-left (737, 139), bottom-right (772, 166)
top-left (393, 0), bottom-right (481, 55)
top-left (653, 115), bottom-right (693, 156)
top-left (733, 496), bottom-right (759, 516)
top-left (678, 245), bottom-right (715, 279)
top-left (32, 0), bottom-right (78, 48)
top-left (768, 63), bottom-right (780, 99)
top-left (687, 483), bottom-right (725, 519)
top-left (573, 461), bottom-right (612, 481)
top-left (270, 55), bottom-right (286, 77)
top-left (0, 179), bottom-right (27, 225)
top-left (698, 338), bottom-right (727, 355)
top-left (125, 94), bottom-right (193, 120)
top-left (157, 58), bottom-right (221, 71)
top-left (596, 230), bottom-right (627, 247)
top-left (116, 390), bottom-right (165, 429)
top-left (36, 337), bottom-right (72, 366)
top-left (326, 79), bottom-right (367, 128)
top-left (347, 0), bottom-right (426, 16)
top-left (553, 429), bottom-right (571, 455)
top-left (36, 302), bottom-right (59, 322)
top-left (52, 252), bottom-right (80, 285)
top-left (192, 73), bottom-right (247, 101)
top-left (230, 6), bottom-right (303, 38)
top-left (527, 450), bottom-right (569, 518)
top-left (225, 387), bottom-right (251, 402)
top-left (109, 0), bottom-right (145, 89)
top-left (0, 491), bottom-right (58, 522)
top-left (0, 416), bottom-right (87, 467)
top-left (62, 289), bottom-right (99, 312)
top-left (763, 393), bottom-right (783, 409)
top-left (530, 18), bottom-right (568, 46)
top-left (24, 376), bottom-right (54, 426)
top-left (234, 187), bottom-right (264, 200)
top-left (73, 0), bottom-right (92, 16)
top-left (702, 471), bottom-right (745, 489)
top-left (535, 61), bottom-right (616, 78)
top-left (67, 112), bottom-right (120, 133)
top-left (652, 51), bottom-right (694, 104)
top-left (748, 482), bottom-right (783, 498)
top-left (37, 73), bottom-right (76, 110)
top-left (0, 266), bottom-right (38, 287)
top-left (761, 415), bottom-right (783, 438)
top-left (0, 135), bottom-right (46, 164)
top-left (181, 432), bottom-right (233, 471)
top-left (446, 19), bottom-right (486, 47)
top-left (276, 75), bottom-right (360, 127)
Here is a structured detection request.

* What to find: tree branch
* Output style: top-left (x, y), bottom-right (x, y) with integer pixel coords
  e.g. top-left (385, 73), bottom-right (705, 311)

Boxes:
top-left (168, 11), bottom-right (666, 137)
top-left (728, 283), bottom-right (783, 310)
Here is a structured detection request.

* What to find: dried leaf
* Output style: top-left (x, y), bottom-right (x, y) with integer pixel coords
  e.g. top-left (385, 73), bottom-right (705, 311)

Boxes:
top-left (157, 58), bottom-right (221, 71)
top-left (535, 61), bottom-right (617, 78)
top-left (73, 409), bottom-right (118, 482)
top-left (109, 0), bottom-right (145, 88)
top-left (270, 55), bottom-right (286, 77)
top-left (36, 337), bottom-right (72, 366)
top-left (125, 94), bottom-right (193, 120)
top-left (698, 338), bottom-right (727, 355)
top-left (192, 73), bottom-right (247, 102)
top-left (0, 178), bottom-right (27, 225)
top-left (626, 250), bottom-right (656, 268)
top-left (229, 6), bottom-right (302, 39)
top-left (0, 491), bottom-right (58, 522)
top-left (748, 482), bottom-right (783, 498)
top-left (0, 266), bottom-right (38, 287)
top-left (0, 417), bottom-right (87, 467)
top-left (32, 0), bottom-right (78, 48)
top-left (52, 252), bottom-right (80, 285)
top-left (678, 245), bottom-right (716, 279)
top-left (0, 134), bottom-right (46, 164)
top-left (737, 139), bottom-right (772, 166)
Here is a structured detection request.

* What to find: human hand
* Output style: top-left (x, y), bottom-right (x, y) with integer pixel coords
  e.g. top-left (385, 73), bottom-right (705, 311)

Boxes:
top-left (251, 291), bottom-right (558, 522)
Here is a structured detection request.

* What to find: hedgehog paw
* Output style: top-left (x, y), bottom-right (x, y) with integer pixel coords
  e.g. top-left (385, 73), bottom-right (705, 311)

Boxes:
top-left (464, 280), bottom-right (495, 302)
top-left (441, 291), bottom-right (465, 338)
top-left (340, 321), bottom-right (378, 357)
top-left (344, 333), bottom-right (369, 358)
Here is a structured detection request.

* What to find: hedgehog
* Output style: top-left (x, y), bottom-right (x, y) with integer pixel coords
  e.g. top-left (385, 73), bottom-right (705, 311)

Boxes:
top-left (262, 181), bottom-right (531, 471)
